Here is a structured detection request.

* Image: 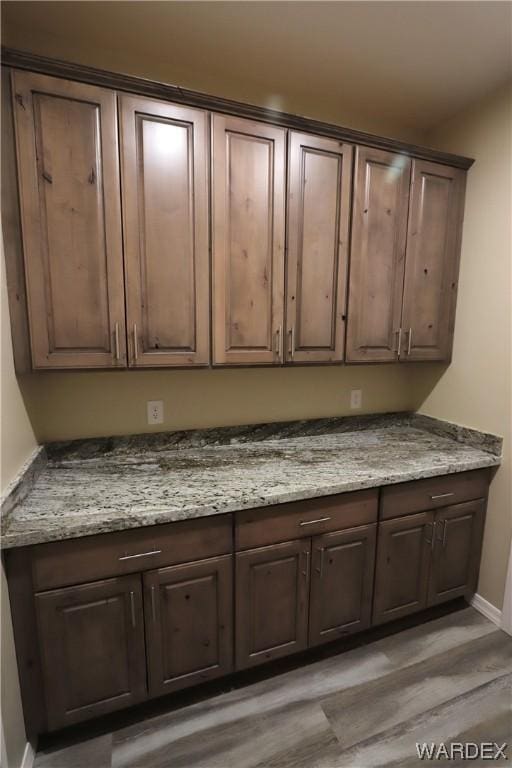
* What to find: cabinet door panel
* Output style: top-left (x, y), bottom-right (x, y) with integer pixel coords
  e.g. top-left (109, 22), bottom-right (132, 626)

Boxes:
top-left (236, 540), bottom-right (309, 669)
top-left (212, 115), bottom-right (285, 364)
top-left (346, 147), bottom-right (410, 362)
top-left (373, 512), bottom-right (433, 625)
top-left (286, 133), bottom-right (352, 362)
top-left (12, 70), bottom-right (126, 368)
top-left (309, 524), bottom-right (376, 646)
top-left (120, 96), bottom-right (209, 366)
top-left (429, 500), bottom-right (485, 606)
top-left (35, 575), bottom-right (146, 730)
top-left (144, 555), bottom-right (233, 696)
top-left (401, 160), bottom-right (465, 361)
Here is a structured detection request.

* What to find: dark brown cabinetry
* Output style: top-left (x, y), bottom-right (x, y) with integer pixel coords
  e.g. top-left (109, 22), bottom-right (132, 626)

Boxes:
top-left (286, 132), bottom-right (352, 363)
top-left (35, 575), bottom-right (147, 730)
top-left (373, 512), bottom-right (433, 624)
top-left (144, 555), bottom-right (233, 695)
top-left (428, 500), bottom-right (485, 605)
top-left (309, 524), bottom-right (377, 646)
top-left (236, 540), bottom-right (310, 668)
top-left (6, 472), bottom-right (489, 737)
top-left (346, 152), bottom-right (466, 363)
top-left (373, 490), bottom-right (487, 626)
top-left (11, 70), bottom-right (126, 369)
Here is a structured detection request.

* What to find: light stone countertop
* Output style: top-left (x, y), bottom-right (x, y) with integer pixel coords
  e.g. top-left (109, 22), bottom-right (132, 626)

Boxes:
top-left (0, 413), bottom-right (502, 549)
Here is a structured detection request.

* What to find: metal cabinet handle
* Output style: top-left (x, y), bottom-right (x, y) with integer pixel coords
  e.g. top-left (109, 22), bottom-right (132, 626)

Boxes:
top-left (299, 517), bottom-right (331, 527)
top-left (395, 328), bottom-right (402, 358)
top-left (289, 327), bottom-right (295, 360)
top-left (406, 327), bottom-right (413, 355)
top-left (114, 322), bottom-right (120, 361)
top-left (118, 549), bottom-right (162, 561)
top-left (133, 324), bottom-right (139, 361)
top-left (150, 585), bottom-right (157, 622)
top-left (430, 492), bottom-right (455, 501)
top-left (275, 326), bottom-right (283, 362)
top-left (129, 591), bottom-right (136, 628)
top-left (425, 521), bottom-right (437, 551)
top-left (442, 519), bottom-right (448, 548)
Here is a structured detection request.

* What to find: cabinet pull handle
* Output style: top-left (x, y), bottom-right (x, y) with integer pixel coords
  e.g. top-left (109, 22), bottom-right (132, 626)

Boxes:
top-left (151, 585), bottom-right (157, 622)
top-left (301, 550), bottom-right (310, 578)
top-left (129, 591), bottom-right (136, 628)
top-left (133, 324), bottom-right (139, 361)
top-left (395, 328), bottom-right (402, 358)
top-left (114, 322), bottom-right (120, 361)
top-left (430, 492), bottom-right (454, 501)
top-left (425, 521), bottom-right (437, 551)
top-left (442, 519), bottom-right (448, 548)
top-left (406, 327), bottom-right (413, 355)
top-left (275, 326), bottom-right (283, 362)
top-left (299, 517), bottom-right (331, 527)
top-left (289, 327), bottom-right (295, 360)
top-left (118, 549), bottom-right (162, 561)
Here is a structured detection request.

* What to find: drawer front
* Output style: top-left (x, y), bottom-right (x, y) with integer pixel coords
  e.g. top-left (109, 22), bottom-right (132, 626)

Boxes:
top-left (32, 515), bottom-right (233, 591)
top-left (380, 470), bottom-right (489, 521)
top-left (235, 490), bottom-right (378, 550)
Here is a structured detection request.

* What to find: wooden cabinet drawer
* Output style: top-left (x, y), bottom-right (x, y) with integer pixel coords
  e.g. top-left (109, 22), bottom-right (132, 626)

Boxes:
top-left (32, 515), bottom-right (233, 591)
top-left (235, 490), bottom-right (378, 550)
top-left (380, 470), bottom-right (489, 521)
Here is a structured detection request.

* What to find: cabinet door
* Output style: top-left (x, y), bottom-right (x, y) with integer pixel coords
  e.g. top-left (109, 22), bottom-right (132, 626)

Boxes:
top-left (120, 95), bottom-right (209, 367)
top-left (144, 555), bottom-right (233, 696)
top-left (212, 115), bottom-right (286, 365)
top-left (35, 575), bottom-right (146, 730)
top-left (286, 133), bottom-right (352, 363)
top-left (12, 70), bottom-right (126, 369)
top-left (236, 540), bottom-right (310, 669)
top-left (401, 160), bottom-right (466, 361)
top-left (428, 500), bottom-right (485, 606)
top-left (373, 512), bottom-right (434, 625)
top-left (346, 147), bottom-right (411, 362)
top-left (309, 524), bottom-right (376, 646)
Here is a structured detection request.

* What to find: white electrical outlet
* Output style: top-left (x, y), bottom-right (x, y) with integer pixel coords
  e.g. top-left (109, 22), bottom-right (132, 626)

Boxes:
top-left (350, 389), bottom-right (362, 410)
top-left (147, 400), bottom-right (164, 425)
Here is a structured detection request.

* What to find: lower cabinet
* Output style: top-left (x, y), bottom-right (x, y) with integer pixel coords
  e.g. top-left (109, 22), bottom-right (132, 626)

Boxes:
top-left (309, 524), bottom-right (377, 646)
top-left (428, 500), bottom-right (485, 605)
top-left (373, 499), bottom-right (486, 625)
top-left (35, 575), bottom-right (147, 730)
top-left (235, 540), bottom-right (310, 669)
top-left (144, 555), bottom-right (233, 695)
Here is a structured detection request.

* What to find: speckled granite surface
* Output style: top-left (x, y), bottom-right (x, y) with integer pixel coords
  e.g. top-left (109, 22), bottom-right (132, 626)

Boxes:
top-left (1, 413), bottom-right (501, 549)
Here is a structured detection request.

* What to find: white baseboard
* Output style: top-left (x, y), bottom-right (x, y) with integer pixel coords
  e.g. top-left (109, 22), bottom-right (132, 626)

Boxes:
top-left (20, 740), bottom-right (35, 768)
top-left (470, 593), bottom-right (502, 627)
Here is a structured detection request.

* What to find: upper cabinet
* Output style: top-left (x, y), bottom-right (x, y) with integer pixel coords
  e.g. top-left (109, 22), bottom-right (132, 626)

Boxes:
top-left (5, 64), bottom-right (470, 372)
top-left (11, 71), bottom-right (126, 369)
top-left (120, 95), bottom-right (210, 367)
top-left (347, 153), bottom-right (465, 363)
top-left (211, 115), bottom-right (286, 365)
top-left (346, 147), bottom-right (411, 363)
top-left (401, 160), bottom-right (465, 361)
top-left (286, 133), bottom-right (352, 363)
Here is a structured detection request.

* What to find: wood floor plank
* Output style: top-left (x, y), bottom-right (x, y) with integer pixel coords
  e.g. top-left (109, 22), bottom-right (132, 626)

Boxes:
top-left (321, 629), bottom-right (512, 751)
top-left (33, 734), bottom-right (112, 768)
top-left (333, 673), bottom-right (512, 768)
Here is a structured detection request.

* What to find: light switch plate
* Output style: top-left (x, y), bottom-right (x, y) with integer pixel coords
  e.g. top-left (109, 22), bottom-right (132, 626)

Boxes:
top-left (350, 389), bottom-right (362, 410)
top-left (147, 400), bottom-right (164, 425)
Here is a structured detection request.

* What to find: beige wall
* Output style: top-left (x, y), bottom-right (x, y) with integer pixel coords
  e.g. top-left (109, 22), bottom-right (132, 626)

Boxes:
top-left (413, 82), bottom-right (512, 611)
top-left (1, 236), bottom-right (37, 768)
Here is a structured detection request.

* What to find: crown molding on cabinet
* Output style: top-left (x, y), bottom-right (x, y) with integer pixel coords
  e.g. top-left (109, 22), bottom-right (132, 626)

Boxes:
top-left (1, 46), bottom-right (474, 170)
